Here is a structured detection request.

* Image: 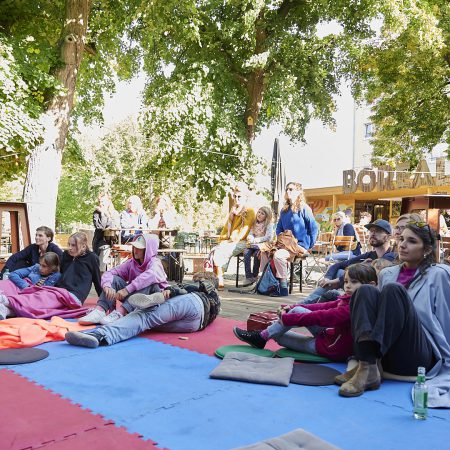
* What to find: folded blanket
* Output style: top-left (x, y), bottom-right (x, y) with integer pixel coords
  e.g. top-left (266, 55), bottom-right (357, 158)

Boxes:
top-left (232, 428), bottom-right (341, 450)
top-left (0, 316), bottom-right (95, 349)
top-left (210, 351), bottom-right (294, 386)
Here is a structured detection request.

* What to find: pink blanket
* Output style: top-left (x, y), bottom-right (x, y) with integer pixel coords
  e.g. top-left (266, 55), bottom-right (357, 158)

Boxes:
top-left (6, 286), bottom-right (89, 319)
top-left (0, 279), bottom-right (21, 296)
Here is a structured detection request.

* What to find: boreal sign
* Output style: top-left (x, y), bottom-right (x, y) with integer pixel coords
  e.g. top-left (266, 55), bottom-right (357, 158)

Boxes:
top-left (343, 157), bottom-right (450, 194)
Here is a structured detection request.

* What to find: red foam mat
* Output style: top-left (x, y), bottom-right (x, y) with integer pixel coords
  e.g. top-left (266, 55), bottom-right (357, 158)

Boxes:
top-left (0, 369), bottom-right (163, 450)
top-left (141, 316), bottom-right (282, 356)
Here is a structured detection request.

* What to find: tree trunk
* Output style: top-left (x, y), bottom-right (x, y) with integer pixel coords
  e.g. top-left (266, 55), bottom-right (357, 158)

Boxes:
top-left (23, 0), bottom-right (91, 233)
top-left (245, 26), bottom-right (267, 142)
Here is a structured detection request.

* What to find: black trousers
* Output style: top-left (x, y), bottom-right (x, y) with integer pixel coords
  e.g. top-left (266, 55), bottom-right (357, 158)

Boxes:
top-left (350, 283), bottom-right (434, 375)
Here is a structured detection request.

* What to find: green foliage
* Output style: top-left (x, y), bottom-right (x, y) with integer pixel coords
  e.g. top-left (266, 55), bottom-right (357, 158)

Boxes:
top-left (350, 0), bottom-right (450, 166)
top-left (137, 0), bottom-right (381, 194)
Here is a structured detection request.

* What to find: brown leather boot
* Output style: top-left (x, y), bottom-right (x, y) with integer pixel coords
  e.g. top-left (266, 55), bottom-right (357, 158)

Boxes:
top-left (338, 361), bottom-right (381, 397)
top-left (335, 359), bottom-right (383, 386)
top-left (334, 365), bottom-right (358, 386)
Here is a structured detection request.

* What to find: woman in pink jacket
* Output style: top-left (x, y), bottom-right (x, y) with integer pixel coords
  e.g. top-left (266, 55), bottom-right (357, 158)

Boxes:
top-left (234, 263), bottom-right (377, 361)
top-left (78, 234), bottom-right (168, 325)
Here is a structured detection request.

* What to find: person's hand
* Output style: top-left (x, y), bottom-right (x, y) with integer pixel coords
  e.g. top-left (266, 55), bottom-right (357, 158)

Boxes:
top-left (277, 305), bottom-right (290, 318)
top-left (247, 235), bottom-right (255, 244)
top-left (318, 278), bottom-right (331, 288)
top-left (162, 289), bottom-right (171, 300)
top-left (319, 278), bottom-right (340, 288)
top-left (115, 288), bottom-right (129, 302)
top-left (361, 258), bottom-right (372, 264)
top-left (103, 287), bottom-right (116, 301)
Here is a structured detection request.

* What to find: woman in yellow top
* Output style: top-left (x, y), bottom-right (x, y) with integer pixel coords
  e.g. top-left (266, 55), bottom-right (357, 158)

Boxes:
top-left (212, 183), bottom-right (256, 289)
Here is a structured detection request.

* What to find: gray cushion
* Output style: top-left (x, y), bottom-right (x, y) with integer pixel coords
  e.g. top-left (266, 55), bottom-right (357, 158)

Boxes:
top-left (210, 351), bottom-right (294, 386)
top-left (232, 428), bottom-right (341, 450)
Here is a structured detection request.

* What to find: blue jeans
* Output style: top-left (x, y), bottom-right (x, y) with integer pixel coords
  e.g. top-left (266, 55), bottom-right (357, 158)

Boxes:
top-left (97, 275), bottom-right (161, 313)
top-left (301, 269), bottom-right (345, 304)
top-left (244, 246), bottom-right (260, 279)
top-left (89, 293), bottom-right (205, 345)
top-left (325, 251), bottom-right (354, 261)
top-left (266, 306), bottom-right (324, 355)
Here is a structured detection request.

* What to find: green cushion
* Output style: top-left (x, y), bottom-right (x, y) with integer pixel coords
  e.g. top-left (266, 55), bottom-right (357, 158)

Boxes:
top-left (215, 345), bottom-right (275, 359)
top-left (276, 348), bottom-right (332, 363)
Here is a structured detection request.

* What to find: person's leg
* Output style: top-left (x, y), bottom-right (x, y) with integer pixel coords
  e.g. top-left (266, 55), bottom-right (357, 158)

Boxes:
top-left (97, 293), bottom-right (203, 345)
top-left (264, 306), bottom-right (323, 339)
top-left (96, 275), bottom-right (128, 312)
top-left (301, 286), bottom-right (328, 304)
top-left (326, 252), bottom-right (353, 262)
top-left (243, 248), bottom-right (254, 280)
top-left (252, 249), bottom-right (261, 278)
top-left (234, 306), bottom-right (321, 350)
top-left (259, 251), bottom-right (269, 275)
top-left (121, 283), bottom-right (161, 313)
top-left (274, 332), bottom-right (318, 355)
top-left (359, 283), bottom-right (434, 375)
top-left (340, 283), bottom-right (433, 397)
top-left (272, 249), bottom-right (289, 295)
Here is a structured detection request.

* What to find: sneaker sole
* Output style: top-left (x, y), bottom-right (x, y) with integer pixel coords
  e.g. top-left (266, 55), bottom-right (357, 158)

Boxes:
top-left (65, 332), bottom-right (99, 348)
top-left (338, 382), bottom-right (381, 397)
top-left (128, 293), bottom-right (165, 309)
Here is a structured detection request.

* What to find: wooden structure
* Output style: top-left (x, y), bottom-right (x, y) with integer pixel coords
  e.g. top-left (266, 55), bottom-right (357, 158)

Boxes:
top-left (0, 202), bottom-right (31, 270)
top-left (400, 195), bottom-right (450, 234)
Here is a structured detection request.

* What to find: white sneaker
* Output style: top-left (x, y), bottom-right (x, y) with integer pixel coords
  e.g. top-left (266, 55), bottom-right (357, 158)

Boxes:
top-left (242, 277), bottom-right (256, 287)
top-left (100, 310), bottom-right (124, 325)
top-left (0, 294), bottom-right (9, 306)
top-left (78, 308), bottom-right (106, 325)
top-left (128, 292), bottom-right (166, 310)
top-left (0, 303), bottom-right (10, 320)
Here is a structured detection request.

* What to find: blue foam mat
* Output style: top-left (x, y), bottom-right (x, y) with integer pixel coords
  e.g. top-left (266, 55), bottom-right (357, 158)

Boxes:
top-left (8, 337), bottom-right (450, 450)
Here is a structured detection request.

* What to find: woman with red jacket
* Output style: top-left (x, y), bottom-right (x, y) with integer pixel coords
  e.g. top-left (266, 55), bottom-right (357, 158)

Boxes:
top-left (234, 263), bottom-right (377, 361)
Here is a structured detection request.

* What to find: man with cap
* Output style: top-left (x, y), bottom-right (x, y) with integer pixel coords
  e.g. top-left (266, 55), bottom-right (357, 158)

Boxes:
top-left (301, 219), bottom-right (396, 304)
top-left (78, 234), bottom-right (168, 325)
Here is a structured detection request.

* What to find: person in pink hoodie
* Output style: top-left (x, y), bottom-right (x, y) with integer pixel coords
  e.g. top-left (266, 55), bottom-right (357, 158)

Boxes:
top-left (233, 263), bottom-right (378, 361)
top-left (78, 234), bottom-right (168, 325)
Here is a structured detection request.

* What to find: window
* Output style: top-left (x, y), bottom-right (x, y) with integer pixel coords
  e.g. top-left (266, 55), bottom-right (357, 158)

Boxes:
top-left (364, 123), bottom-right (374, 138)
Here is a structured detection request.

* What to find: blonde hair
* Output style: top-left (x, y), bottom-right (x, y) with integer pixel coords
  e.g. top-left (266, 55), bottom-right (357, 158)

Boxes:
top-left (254, 206), bottom-right (273, 231)
top-left (68, 232), bottom-right (89, 255)
top-left (98, 193), bottom-right (118, 218)
top-left (282, 182), bottom-right (306, 213)
top-left (396, 213), bottom-right (423, 224)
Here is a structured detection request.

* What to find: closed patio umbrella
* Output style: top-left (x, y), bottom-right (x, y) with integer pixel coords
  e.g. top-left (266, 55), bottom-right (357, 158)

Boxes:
top-left (271, 138), bottom-right (286, 222)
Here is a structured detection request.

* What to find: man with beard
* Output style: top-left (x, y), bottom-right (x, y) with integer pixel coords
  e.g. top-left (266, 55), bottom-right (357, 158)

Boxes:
top-left (302, 219), bottom-right (395, 304)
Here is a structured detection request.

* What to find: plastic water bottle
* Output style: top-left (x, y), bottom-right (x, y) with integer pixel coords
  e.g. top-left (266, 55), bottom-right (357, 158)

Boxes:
top-left (413, 366), bottom-right (428, 420)
top-left (3, 269), bottom-right (9, 280)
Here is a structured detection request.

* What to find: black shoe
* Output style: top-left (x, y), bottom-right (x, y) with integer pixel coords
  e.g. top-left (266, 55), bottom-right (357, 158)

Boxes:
top-left (233, 327), bottom-right (266, 349)
top-left (65, 331), bottom-right (100, 348)
top-left (269, 286), bottom-right (289, 297)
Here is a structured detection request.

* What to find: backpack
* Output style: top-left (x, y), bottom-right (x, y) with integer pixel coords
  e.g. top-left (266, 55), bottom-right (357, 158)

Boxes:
top-left (255, 260), bottom-right (280, 296)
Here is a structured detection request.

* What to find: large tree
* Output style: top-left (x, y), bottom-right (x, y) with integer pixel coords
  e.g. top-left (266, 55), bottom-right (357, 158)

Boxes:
top-left (0, 0), bottom-right (145, 230)
top-left (135, 0), bottom-right (382, 200)
top-left (351, 0), bottom-right (450, 166)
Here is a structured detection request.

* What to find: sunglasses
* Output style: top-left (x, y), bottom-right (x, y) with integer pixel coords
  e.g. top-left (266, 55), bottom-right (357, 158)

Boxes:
top-left (332, 218), bottom-right (341, 222)
top-left (233, 194), bottom-right (243, 199)
top-left (286, 187), bottom-right (296, 192)
top-left (407, 220), bottom-right (433, 241)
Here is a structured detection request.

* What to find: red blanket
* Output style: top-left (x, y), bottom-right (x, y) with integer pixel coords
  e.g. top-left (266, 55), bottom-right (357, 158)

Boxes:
top-left (7, 286), bottom-right (89, 319)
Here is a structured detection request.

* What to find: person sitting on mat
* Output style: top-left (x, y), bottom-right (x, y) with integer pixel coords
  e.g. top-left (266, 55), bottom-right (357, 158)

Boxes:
top-left (8, 252), bottom-right (61, 290)
top-left (336, 222), bottom-right (450, 405)
top-left (233, 263), bottom-right (377, 361)
top-left (78, 234), bottom-right (168, 326)
top-left (64, 272), bottom-right (221, 348)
